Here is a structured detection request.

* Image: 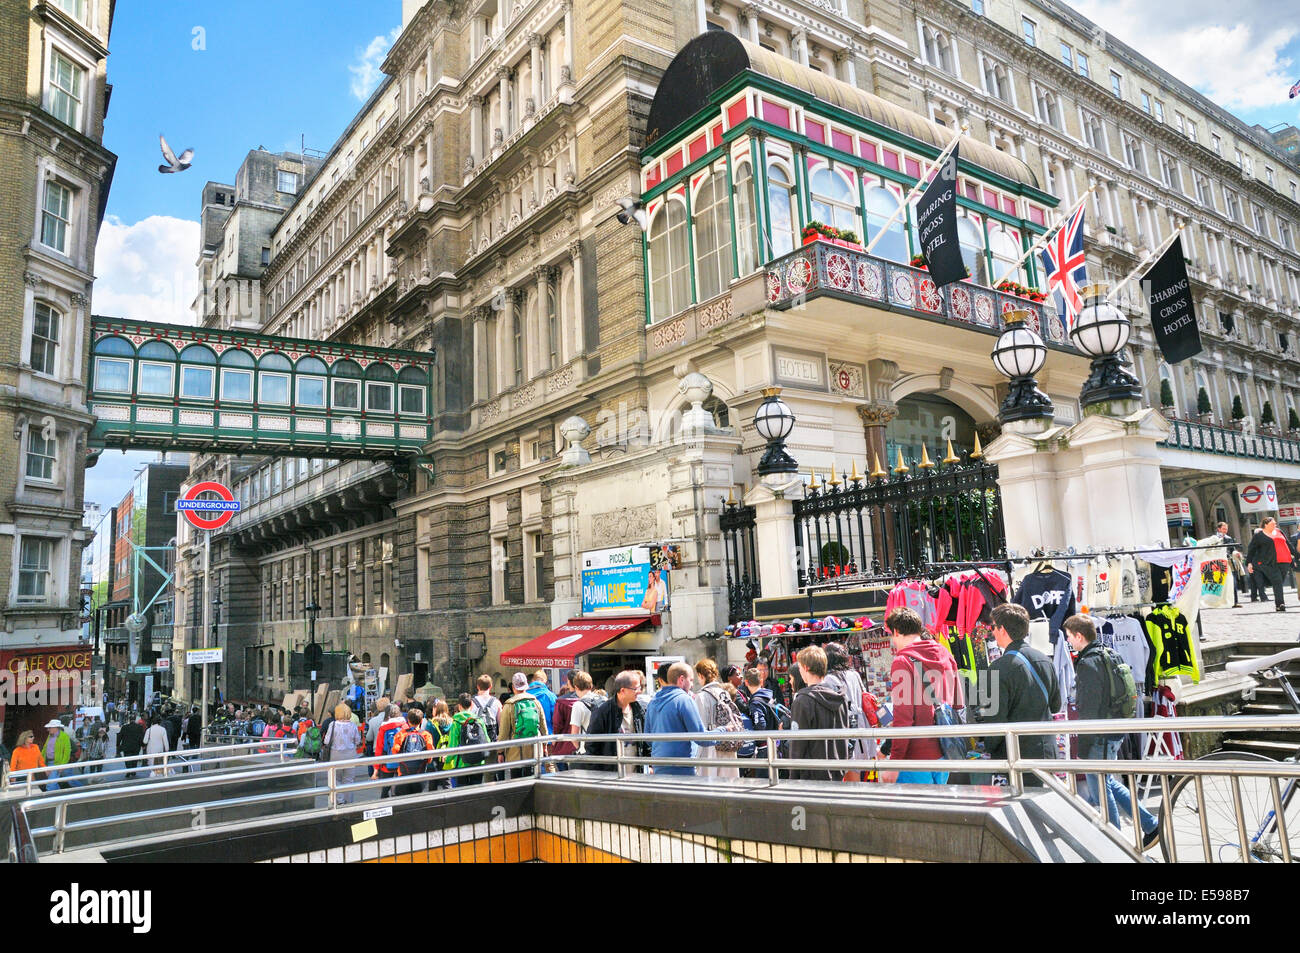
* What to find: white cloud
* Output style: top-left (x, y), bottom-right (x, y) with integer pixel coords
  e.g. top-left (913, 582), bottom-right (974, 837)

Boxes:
top-left (85, 216), bottom-right (200, 511)
top-left (1069, 1), bottom-right (1297, 115)
top-left (349, 27), bottom-right (400, 101)
top-left (93, 215), bottom-right (200, 324)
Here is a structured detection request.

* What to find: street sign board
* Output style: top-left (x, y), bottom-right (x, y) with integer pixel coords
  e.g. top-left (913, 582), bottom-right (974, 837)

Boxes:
top-left (178, 481), bottom-right (241, 530)
top-left (186, 647), bottom-right (224, 665)
top-left (1238, 480), bottom-right (1278, 514)
top-left (132, 664), bottom-right (152, 674)
top-left (157, 657), bottom-right (170, 670)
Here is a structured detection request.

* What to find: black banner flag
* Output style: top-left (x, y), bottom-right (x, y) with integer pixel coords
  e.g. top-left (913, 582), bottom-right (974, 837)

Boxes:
top-left (915, 144), bottom-right (966, 287)
top-left (1144, 234), bottom-right (1202, 364)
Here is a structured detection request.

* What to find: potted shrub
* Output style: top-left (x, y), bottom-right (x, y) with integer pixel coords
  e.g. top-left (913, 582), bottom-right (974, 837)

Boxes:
top-left (1289, 406), bottom-right (1300, 432)
top-left (801, 221), bottom-right (862, 250)
top-left (1261, 401), bottom-right (1276, 433)
top-left (996, 280), bottom-right (1047, 303)
top-left (1231, 395), bottom-right (1245, 423)
top-left (1160, 379), bottom-right (1176, 412)
top-left (1196, 387), bottom-right (1213, 422)
top-left (910, 253), bottom-right (927, 269)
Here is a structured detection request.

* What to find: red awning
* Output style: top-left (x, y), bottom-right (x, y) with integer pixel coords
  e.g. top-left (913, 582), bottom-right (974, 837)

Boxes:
top-left (499, 617), bottom-right (656, 668)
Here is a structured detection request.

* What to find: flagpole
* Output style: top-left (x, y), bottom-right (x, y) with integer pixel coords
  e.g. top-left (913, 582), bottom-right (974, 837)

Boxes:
top-left (1106, 224), bottom-right (1186, 305)
top-left (989, 184), bottom-right (1096, 289)
top-left (861, 122), bottom-right (967, 259)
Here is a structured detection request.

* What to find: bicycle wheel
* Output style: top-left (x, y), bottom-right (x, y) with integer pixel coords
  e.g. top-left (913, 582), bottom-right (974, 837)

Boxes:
top-left (1160, 751), bottom-right (1300, 863)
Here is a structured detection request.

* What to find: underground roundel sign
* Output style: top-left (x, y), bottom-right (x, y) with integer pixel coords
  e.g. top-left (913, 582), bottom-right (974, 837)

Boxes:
top-left (176, 481), bottom-right (241, 530)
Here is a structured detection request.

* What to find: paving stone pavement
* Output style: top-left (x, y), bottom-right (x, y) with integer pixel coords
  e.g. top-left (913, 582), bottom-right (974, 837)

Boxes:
top-left (1199, 600), bottom-right (1300, 646)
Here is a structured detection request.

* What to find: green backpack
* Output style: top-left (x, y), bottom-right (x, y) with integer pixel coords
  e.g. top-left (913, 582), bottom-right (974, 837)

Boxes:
top-left (297, 724), bottom-right (323, 758)
top-left (1101, 648), bottom-right (1137, 720)
top-left (513, 697), bottom-right (543, 739)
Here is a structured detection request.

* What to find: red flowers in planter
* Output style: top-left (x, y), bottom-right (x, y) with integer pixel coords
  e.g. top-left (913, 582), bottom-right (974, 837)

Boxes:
top-left (910, 254), bottom-right (927, 269)
top-left (802, 221), bottom-right (861, 247)
top-left (997, 280), bottom-right (1047, 303)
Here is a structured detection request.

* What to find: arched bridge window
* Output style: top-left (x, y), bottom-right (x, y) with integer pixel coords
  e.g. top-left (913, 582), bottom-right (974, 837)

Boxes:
top-left (92, 336), bottom-right (134, 393)
top-left (219, 349), bottom-right (255, 403)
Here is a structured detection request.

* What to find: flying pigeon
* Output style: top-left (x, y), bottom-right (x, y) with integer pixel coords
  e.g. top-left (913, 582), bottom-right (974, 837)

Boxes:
top-left (158, 134), bottom-right (194, 173)
top-left (614, 196), bottom-right (647, 231)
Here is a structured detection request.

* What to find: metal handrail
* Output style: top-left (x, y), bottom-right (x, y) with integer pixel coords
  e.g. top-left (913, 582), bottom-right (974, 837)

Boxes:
top-left (12, 714), bottom-right (1300, 857)
top-left (3, 738), bottom-right (297, 797)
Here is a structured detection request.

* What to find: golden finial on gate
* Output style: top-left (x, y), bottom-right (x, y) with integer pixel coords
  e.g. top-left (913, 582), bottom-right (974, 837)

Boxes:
top-left (893, 449), bottom-right (910, 474)
top-left (943, 440), bottom-right (961, 465)
top-left (870, 454), bottom-right (886, 479)
top-left (971, 433), bottom-right (984, 460)
top-left (918, 445), bottom-right (935, 469)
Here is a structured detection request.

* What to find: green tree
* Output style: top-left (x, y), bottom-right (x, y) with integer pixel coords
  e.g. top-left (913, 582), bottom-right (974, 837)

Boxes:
top-left (1288, 406), bottom-right (1299, 431)
top-left (1159, 379), bottom-right (1175, 408)
top-left (1197, 387), bottom-right (1212, 415)
top-left (1261, 401), bottom-right (1275, 427)
top-left (1232, 395), bottom-right (1245, 420)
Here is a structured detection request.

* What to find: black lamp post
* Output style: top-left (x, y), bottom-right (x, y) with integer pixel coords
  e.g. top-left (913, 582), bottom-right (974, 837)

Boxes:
top-left (754, 386), bottom-right (798, 475)
top-left (992, 310), bottom-right (1054, 423)
top-left (305, 596), bottom-right (321, 713)
top-left (1070, 284), bottom-right (1143, 407)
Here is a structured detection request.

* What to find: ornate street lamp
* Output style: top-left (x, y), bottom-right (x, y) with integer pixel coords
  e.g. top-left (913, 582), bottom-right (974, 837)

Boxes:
top-left (992, 310), bottom-right (1054, 423)
top-left (1070, 284), bottom-right (1143, 407)
top-left (754, 387), bottom-right (798, 475)
top-left (305, 596), bottom-right (321, 712)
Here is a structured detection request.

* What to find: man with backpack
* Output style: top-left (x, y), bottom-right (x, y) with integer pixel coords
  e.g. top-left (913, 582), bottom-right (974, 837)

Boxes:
top-left (373, 703), bottom-right (409, 797)
top-left (977, 604), bottom-right (1060, 788)
top-left (741, 668), bottom-right (783, 771)
top-left (526, 670), bottom-right (556, 734)
top-left (1063, 614), bottom-right (1159, 848)
top-left (445, 694), bottom-right (490, 785)
top-left (390, 710), bottom-right (436, 795)
top-left (499, 673), bottom-right (547, 778)
top-left (552, 670), bottom-right (598, 769)
top-left (877, 608), bottom-right (963, 785)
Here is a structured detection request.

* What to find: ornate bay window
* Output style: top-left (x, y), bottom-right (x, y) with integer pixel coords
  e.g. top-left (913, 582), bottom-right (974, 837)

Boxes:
top-left (648, 194), bottom-right (691, 321)
top-left (693, 167), bottom-right (734, 301)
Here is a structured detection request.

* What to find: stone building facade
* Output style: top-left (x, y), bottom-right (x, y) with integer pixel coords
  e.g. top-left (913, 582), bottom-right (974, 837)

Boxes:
top-left (173, 0), bottom-right (1300, 706)
top-left (0, 0), bottom-right (116, 742)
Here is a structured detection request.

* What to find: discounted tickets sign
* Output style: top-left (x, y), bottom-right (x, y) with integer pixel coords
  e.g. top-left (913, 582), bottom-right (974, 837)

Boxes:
top-left (581, 545), bottom-right (670, 613)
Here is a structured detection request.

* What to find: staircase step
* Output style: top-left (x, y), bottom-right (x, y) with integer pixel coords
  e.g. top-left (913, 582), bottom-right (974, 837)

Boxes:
top-left (1220, 738), bottom-right (1300, 758)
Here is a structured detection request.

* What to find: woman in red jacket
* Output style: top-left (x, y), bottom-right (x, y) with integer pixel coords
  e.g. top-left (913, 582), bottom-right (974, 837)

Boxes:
top-left (878, 607), bottom-right (962, 785)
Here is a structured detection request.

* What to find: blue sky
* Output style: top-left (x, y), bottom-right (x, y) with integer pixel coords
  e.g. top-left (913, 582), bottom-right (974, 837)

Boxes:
top-left (83, 0), bottom-right (1300, 512)
top-left (102, 0), bottom-right (401, 224)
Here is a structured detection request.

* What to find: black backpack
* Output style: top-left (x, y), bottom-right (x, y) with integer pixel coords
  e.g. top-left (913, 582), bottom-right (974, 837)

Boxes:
top-left (472, 696), bottom-right (499, 742)
top-left (457, 717), bottom-right (488, 766)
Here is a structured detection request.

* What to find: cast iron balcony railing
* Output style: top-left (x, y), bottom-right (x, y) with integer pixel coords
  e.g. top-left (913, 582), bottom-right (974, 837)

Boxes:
top-left (764, 239), bottom-right (1068, 347)
top-left (1160, 416), bottom-right (1300, 465)
top-left (792, 454), bottom-right (1005, 589)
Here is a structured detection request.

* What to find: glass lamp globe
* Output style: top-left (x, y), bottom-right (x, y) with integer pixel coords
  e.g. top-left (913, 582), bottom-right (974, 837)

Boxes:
top-left (991, 311), bottom-right (1047, 379)
top-left (753, 387), bottom-right (795, 442)
top-left (1070, 284), bottom-right (1130, 358)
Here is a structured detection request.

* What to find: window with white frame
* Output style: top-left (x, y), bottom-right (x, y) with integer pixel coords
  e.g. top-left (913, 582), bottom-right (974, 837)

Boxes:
top-left (1252, 205), bottom-right (1266, 235)
top-left (1185, 119), bottom-right (1197, 143)
top-left (40, 179), bottom-right (73, 254)
top-left (921, 24), bottom-right (954, 73)
top-left (30, 302), bottom-right (60, 376)
top-left (1020, 16), bottom-right (1036, 46)
top-left (1077, 52), bottom-right (1089, 78)
top-left (1081, 109), bottom-right (1104, 152)
top-left (1266, 167), bottom-right (1275, 187)
top-left (17, 537), bottom-right (54, 603)
top-left (648, 195), bottom-right (691, 320)
top-left (54, 0), bottom-right (89, 22)
top-left (526, 531), bottom-right (544, 602)
top-left (1194, 173), bottom-right (1212, 207)
top-left (491, 535), bottom-right (507, 604)
top-left (25, 425), bottom-right (57, 482)
top-left (277, 171), bottom-right (299, 194)
top-left (1281, 221), bottom-right (1294, 252)
top-left (809, 164), bottom-right (858, 236)
top-left (864, 185), bottom-right (908, 263)
top-left (982, 56), bottom-right (1012, 103)
top-left (1154, 100), bottom-right (1165, 123)
top-left (1059, 42), bottom-right (1072, 69)
top-left (47, 49), bottom-right (85, 129)
top-left (1109, 71), bottom-right (1122, 97)
top-left (1160, 153), bottom-right (1180, 191)
top-left (732, 160), bottom-right (758, 275)
top-left (693, 169), bottom-right (734, 301)
top-left (1225, 189), bottom-right (1241, 222)
top-left (1123, 135), bottom-right (1144, 173)
top-left (1035, 87), bottom-right (1061, 130)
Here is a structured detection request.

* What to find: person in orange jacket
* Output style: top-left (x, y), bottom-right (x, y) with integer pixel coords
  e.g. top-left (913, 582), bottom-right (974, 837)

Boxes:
top-left (9, 730), bottom-right (45, 774)
top-left (389, 709), bottom-right (435, 796)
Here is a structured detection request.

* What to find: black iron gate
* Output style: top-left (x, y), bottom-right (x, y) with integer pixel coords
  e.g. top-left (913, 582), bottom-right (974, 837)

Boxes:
top-left (792, 456), bottom-right (1005, 588)
top-left (720, 500), bottom-right (760, 623)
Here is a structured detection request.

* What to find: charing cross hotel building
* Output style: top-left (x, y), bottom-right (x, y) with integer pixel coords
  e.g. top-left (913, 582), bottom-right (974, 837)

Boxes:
top-left (168, 0), bottom-right (1300, 704)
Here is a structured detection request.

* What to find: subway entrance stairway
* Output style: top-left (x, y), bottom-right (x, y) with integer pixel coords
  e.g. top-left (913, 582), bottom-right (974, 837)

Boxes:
top-left (9, 769), bottom-right (1131, 864)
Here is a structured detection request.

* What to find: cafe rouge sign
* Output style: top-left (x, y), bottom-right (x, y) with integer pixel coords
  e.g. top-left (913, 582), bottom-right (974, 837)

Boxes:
top-left (2, 648), bottom-right (93, 686)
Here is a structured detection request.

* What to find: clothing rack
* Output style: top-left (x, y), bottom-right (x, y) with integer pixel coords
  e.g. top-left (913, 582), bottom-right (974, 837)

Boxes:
top-left (1012, 541), bottom-right (1229, 562)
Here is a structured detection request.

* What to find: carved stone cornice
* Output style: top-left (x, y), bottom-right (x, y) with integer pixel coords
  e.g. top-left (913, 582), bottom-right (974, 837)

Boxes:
top-left (856, 403), bottom-right (897, 427)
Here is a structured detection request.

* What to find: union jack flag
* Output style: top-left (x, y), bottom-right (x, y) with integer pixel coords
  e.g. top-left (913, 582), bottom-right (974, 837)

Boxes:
top-left (1039, 204), bottom-right (1088, 330)
top-left (1290, 78), bottom-right (1300, 99)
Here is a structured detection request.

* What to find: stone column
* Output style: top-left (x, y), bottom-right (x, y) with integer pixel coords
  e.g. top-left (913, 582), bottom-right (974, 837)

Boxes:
top-left (746, 475), bottom-right (806, 599)
top-left (497, 68), bottom-right (510, 137)
top-left (835, 49), bottom-right (857, 86)
top-left (469, 95), bottom-right (483, 166)
top-left (529, 33), bottom-right (542, 108)
top-left (562, 0), bottom-right (574, 76)
top-left (791, 28), bottom-right (808, 66)
top-left (535, 265), bottom-right (554, 372)
top-left (568, 239), bottom-right (585, 361)
top-left (742, 3), bottom-right (759, 42)
top-left (501, 287), bottom-right (517, 390)
top-left (470, 308), bottom-right (486, 400)
top-left (856, 402), bottom-right (896, 476)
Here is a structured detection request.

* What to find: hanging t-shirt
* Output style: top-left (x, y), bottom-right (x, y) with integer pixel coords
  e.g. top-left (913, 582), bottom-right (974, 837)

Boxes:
top-left (1052, 633), bottom-right (1076, 712)
top-left (1144, 605), bottom-right (1200, 684)
top-left (1014, 568), bottom-right (1077, 644)
top-left (1097, 615), bottom-right (1151, 692)
top-left (1085, 557), bottom-right (1113, 610)
top-left (1108, 555), bottom-right (1139, 607)
top-left (1196, 537), bottom-right (1235, 611)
